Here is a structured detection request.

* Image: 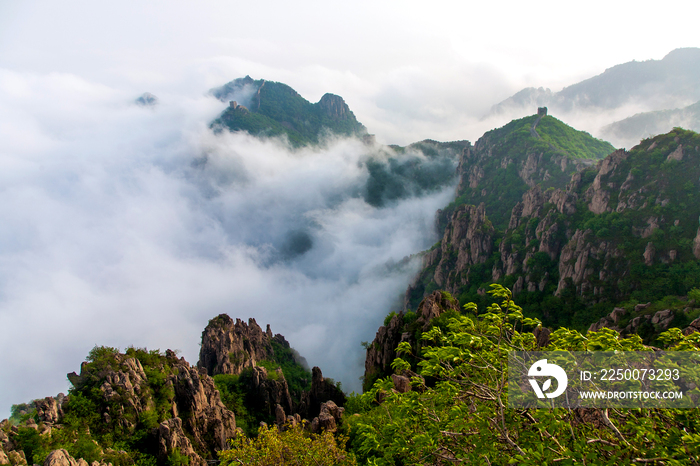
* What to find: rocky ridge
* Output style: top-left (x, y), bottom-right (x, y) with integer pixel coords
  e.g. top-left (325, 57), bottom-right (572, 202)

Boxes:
top-left (197, 314), bottom-right (345, 428)
top-left (407, 127), bottom-right (700, 332)
top-left (2, 314), bottom-right (350, 466)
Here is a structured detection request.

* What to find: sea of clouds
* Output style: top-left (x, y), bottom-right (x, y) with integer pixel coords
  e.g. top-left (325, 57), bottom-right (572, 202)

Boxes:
top-left (0, 69), bottom-right (458, 415)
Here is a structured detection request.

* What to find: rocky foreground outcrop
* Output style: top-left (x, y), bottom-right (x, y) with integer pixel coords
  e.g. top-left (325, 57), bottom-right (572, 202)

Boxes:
top-left (197, 314), bottom-right (344, 424)
top-left (2, 315), bottom-right (348, 466)
top-left (364, 290), bottom-right (460, 389)
top-left (65, 349), bottom-right (236, 465)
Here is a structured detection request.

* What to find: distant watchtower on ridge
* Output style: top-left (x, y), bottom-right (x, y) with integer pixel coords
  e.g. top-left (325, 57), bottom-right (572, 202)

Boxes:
top-left (537, 107), bottom-right (548, 116)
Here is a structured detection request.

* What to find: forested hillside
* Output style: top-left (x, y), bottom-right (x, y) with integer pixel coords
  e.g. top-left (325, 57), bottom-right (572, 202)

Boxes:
top-left (407, 126), bottom-right (700, 336)
top-left (210, 76), bottom-right (367, 146)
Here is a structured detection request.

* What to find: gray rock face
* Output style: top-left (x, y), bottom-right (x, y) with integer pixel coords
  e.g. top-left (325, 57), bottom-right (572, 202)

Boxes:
top-left (555, 229), bottom-right (623, 296)
top-left (63, 349), bottom-right (236, 462)
top-left (391, 374), bottom-right (411, 393)
top-left (241, 365), bottom-right (294, 421)
top-left (169, 358), bottom-right (237, 455)
top-left (157, 418), bottom-right (206, 466)
top-left (41, 449), bottom-right (113, 466)
top-left (667, 144), bottom-right (684, 161)
top-left (35, 395), bottom-right (67, 424)
top-left (421, 203), bottom-right (494, 295)
top-left (585, 149), bottom-right (629, 214)
top-left (317, 94), bottom-right (351, 120)
top-left (198, 315), bottom-right (278, 376)
top-left (310, 401), bottom-right (344, 434)
top-left (643, 242), bottom-right (656, 266)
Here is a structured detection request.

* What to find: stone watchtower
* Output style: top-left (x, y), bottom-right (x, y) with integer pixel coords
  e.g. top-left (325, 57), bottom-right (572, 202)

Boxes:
top-left (537, 107), bottom-right (548, 116)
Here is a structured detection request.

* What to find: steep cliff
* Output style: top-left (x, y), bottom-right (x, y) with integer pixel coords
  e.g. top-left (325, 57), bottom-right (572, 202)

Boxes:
top-left (408, 127), bottom-right (700, 332)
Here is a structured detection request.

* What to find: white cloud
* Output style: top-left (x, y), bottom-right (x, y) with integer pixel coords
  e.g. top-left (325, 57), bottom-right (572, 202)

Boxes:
top-left (0, 69), bottom-right (455, 415)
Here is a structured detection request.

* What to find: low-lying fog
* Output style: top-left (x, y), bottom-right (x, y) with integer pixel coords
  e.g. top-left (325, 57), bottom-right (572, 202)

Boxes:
top-left (0, 71), bottom-right (458, 414)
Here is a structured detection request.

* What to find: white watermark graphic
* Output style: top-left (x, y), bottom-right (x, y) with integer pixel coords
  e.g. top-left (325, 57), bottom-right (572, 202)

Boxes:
top-left (527, 359), bottom-right (568, 399)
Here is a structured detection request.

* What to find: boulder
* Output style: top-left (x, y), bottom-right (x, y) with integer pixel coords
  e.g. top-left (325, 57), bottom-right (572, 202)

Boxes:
top-left (683, 317), bottom-right (700, 336)
top-left (391, 374), bottom-right (411, 393)
top-left (310, 401), bottom-right (344, 434)
top-left (651, 309), bottom-right (674, 330)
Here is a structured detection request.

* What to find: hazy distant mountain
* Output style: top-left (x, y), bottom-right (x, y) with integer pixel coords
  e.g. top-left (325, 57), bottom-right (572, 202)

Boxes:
top-left (489, 48), bottom-right (700, 117)
top-left (210, 76), bottom-right (367, 147)
top-left (601, 100), bottom-right (700, 148)
top-left (135, 92), bottom-right (158, 106)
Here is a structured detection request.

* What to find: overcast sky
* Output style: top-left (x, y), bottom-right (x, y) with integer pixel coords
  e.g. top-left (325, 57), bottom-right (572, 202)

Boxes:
top-left (0, 0), bottom-right (697, 416)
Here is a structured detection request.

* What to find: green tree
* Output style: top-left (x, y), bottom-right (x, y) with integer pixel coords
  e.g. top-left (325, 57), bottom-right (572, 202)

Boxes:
top-left (218, 424), bottom-right (356, 466)
top-left (348, 284), bottom-right (700, 464)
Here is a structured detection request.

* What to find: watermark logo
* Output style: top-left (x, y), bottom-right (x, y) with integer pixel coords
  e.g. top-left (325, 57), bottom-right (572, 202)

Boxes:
top-left (528, 359), bottom-right (568, 399)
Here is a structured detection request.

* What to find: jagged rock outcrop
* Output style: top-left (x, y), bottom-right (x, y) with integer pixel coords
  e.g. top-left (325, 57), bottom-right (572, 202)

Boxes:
top-left (241, 365), bottom-right (294, 420)
top-left (555, 229), bottom-right (624, 296)
top-left (364, 291), bottom-right (460, 388)
top-left (157, 418), bottom-right (206, 466)
top-left (587, 304), bottom-right (686, 335)
top-left (362, 311), bottom-right (405, 390)
top-left (67, 354), bottom-right (155, 431)
top-left (418, 203), bottom-right (495, 295)
top-left (585, 149), bottom-right (629, 214)
top-left (683, 316), bottom-right (700, 336)
top-left (588, 307), bottom-right (626, 332)
top-left (390, 374), bottom-right (411, 393)
top-left (297, 367), bottom-right (346, 420)
top-left (197, 314), bottom-right (308, 424)
top-left (167, 352), bottom-right (237, 455)
top-left (650, 309), bottom-right (675, 330)
top-left (63, 349), bottom-right (236, 462)
top-left (198, 315), bottom-right (279, 376)
top-left (415, 290), bottom-right (461, 331)
top-left (35, 395), bottom-right (66, 424)
top-left (310, 401), bottom-right (344, 434)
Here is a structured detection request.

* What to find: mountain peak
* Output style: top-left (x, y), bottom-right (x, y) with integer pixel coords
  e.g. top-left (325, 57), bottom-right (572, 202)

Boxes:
top-left (317, 93), bottom-right (351, 120)
top-left (663, 47), bottom-right (700, 62)
top-left (210, 77), bottom-right (366, 146)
